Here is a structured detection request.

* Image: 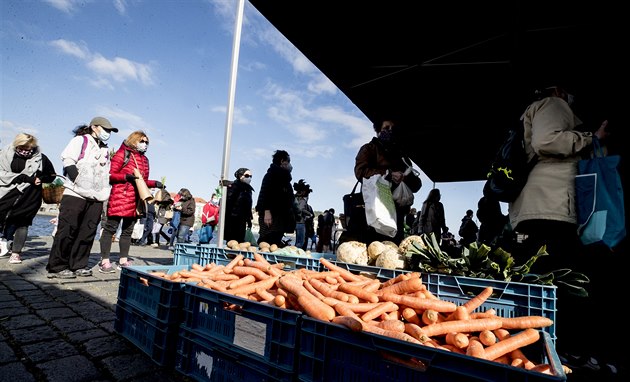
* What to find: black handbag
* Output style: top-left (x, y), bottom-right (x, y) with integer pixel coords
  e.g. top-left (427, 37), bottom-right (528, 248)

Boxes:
top-left (343, 181), bottom-right (366, 233)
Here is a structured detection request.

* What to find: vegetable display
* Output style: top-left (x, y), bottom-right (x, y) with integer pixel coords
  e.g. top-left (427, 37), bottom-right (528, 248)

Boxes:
top-left (149, 255), bottom-right (568, 375)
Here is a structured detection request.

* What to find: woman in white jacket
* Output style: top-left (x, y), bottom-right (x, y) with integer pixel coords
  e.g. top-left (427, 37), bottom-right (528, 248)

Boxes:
top-left (46, 117), bottom-right (118, 279)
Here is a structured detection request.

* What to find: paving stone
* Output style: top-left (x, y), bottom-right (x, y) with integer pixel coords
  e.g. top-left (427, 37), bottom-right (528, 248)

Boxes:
top-left (0, 300), bottom-right (24, 309)
top-left (22, 338), bottom-right (78, 362)
top-left (0, 362), bottom-right (37, 382)
top-left (83, 335), bottom-right (132, 358)
top-left (36, 307), bottom-right (77, 321)
top-left (0, 306), bottom-right (30, 317)
top-left (54, 293), bottom-right (89, 305)
top-left (66, 328), bottom-right (109, 343)
top-left (13, 289), bottom-right (48, 298)
top-left (29, 300), bottom-right (65, 310)
top-left (101, 354), bottom-right (160, 381)
top-left (0, 294), bottom-right (16, 302)
top-left (0, 314), bottom-right (47, 330)
top-left (0, 340), bottom-right (17, 363)
top-left (2, 280), bottom-right (37, 291)
top-left (11, 325), bottom-right (61, 344)
top-left (37, 354), bottom-right (104, 382)
top-left (51, 316), bottom-right (98, 333)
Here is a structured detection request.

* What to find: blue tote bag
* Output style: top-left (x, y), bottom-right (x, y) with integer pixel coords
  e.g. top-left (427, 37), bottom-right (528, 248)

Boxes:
top-left (575, 139), bottom-right (626, 249)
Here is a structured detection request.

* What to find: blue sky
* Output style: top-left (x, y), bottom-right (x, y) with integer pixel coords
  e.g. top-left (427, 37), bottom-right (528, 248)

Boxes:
top-left (1, 0), bottom-right (490, 238)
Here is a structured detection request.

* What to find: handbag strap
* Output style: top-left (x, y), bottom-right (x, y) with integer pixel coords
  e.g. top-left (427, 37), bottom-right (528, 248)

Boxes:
top-left (593, 137), bottom-right (604, 158)
top-left (351, 180), bottom-right (361, 194)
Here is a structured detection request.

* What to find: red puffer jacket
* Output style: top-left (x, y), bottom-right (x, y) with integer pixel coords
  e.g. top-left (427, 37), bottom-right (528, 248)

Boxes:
top-left (106, 143), bottom-right (158, 218)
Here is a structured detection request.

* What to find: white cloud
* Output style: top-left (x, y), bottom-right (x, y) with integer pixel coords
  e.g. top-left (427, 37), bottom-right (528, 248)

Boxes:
top-left (113, 0), bottom-right (128, 15)
top-left (210, 105), bottom-right (252, 125)
top-left (95, 107), bottom-right (151, 135)
top-left (49, 39), bottom-right (89, 59)
top-left (87, 54), bottom-right (154, 86)
top-left (43, 0), bottom-right (83, 13)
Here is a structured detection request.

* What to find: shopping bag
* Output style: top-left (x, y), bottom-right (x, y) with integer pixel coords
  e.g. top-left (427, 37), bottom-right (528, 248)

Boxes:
top-left (245, 227), bottom-right (256, 244)
top-left (392, 181), bottom-right (414, 207)
top-left (576, 139), bottom-right (626, 249)
top-left (343, 181), bottom-right (367, 233)
top-left (198, 224), bottom-right (213, 244)
top-left (362, 174), bottom-right (397, 237)
top-left (131, 220), bottom-right (144, 240)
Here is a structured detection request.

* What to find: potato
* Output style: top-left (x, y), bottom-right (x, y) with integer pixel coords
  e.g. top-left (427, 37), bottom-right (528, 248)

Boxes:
top-left (270, 244), bottom-right (278, 252)
top-left (238, 242), bottom-right (251, 249)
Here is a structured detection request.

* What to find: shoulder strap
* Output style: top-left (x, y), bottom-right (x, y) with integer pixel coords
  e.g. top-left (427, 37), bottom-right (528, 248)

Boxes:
top-left (123, 150), bottom-right (132, 166)
top-left (77, 135), bottom-right (88, 161)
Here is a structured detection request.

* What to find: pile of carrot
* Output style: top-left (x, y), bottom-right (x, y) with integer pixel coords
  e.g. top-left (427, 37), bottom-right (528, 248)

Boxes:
top-left (149, 255), bottom-right (565, 375)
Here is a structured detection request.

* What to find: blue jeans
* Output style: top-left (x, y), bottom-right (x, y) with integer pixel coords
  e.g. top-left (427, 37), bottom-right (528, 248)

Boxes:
top-left (295, 223), bottom-right (306, 248)
top-left (176, 224), bottom-right (191, 245)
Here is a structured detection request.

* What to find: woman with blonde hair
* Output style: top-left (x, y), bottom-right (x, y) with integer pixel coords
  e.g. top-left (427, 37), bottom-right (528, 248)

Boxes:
top-left (98, 130), bottom-right (163, 273)
top-left (0, 133), bottom-right (57, 264)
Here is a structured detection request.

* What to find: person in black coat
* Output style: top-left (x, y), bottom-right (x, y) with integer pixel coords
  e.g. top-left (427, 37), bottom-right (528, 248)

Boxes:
top-left (255, 150), bottom-right (296, 247)
top-left (224, 167), bottom-right (255, 243)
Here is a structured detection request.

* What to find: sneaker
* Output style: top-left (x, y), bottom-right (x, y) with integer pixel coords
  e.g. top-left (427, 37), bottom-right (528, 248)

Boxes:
top-left (75, 268), bottom-right (92, 277)
top-left (117, 260), bottom-right (134, 270)
top-left (150, 243), bottom-right (159, 248)
top-left (168, 246), bottom-right (174, 251)
top-left (0, 239), bottom-right (9, 257)
top-left (8, 253), bottom-right (21, 264)
top-left (47, 269), bottom-right (77, 279)
top-left (98, 262), bottom-right (116, 274)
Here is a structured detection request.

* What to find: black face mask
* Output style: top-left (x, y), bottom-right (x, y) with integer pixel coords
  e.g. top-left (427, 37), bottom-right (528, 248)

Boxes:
top-left (15, 148), bottom-right (35, 158)
top-left (379, 129), bottom-right (393, 143)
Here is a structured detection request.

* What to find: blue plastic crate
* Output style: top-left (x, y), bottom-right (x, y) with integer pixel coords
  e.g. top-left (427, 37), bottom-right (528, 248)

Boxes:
top-left (181, 283), bottom-right (301, 372)
top-left (175, 326), bottom-right (295, 382)
top-left (423, 273), bottom-right (557, 343)
top-left (117, 264), bottom-right (189, 324)
top-left (114, 299), bottom-right (179, 367)
top-left (257, 251), bottom-right (321, 271)
top-left (174, 244), bottom-right (226, 266)
top-left (321, 262), bottom-right (557, 343)
top-left (298, 317), bottom-right (565, 382)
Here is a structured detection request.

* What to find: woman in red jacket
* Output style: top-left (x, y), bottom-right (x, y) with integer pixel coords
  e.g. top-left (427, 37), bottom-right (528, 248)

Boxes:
top-left (98, 131), bottom-right (163, 273)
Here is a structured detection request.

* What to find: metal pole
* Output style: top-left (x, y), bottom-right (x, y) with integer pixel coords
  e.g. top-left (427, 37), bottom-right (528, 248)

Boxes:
top-left (217, 0), bottom-right (245, 248)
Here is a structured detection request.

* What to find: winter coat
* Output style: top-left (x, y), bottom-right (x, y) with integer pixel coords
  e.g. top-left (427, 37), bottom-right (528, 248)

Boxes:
top-left (178, 197), bottom-right (196, 227)
top-left (509, 96), bottom-right (595, 229)
top-left (420, 201), bottom-right (446, 239)
top-left (256, 163), bottom-right (296, 234)
top-left (61, 135), bottom-right (111, 201)
top-left (106, 143), bottom-right (159, 218)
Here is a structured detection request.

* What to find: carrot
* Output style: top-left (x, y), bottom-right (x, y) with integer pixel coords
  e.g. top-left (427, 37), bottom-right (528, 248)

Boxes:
top-left (332, 315), bottom-right (365, 332)
top-left (303, 279), bottom-right (326, 300)
top-left (420, 317), bottom-right (503, 337)
top-left (494, 328), bottom-right (536, 369)
top-left (445, 305), bottom-right (470, 321)
top-left (191, 263), bottom-right (205, 272)
top-left (363, 280), bottom-right (381, 293)
top-left (203, 263), bottom-right (215, 271)
top-left (499, 316), bottom-right (553, 330)
top-left (421, 309), bottom-right (445, 325)
top-left (466, 338), bottom-right (485, 358)
top-left (378, 277), bottom-right (424, 296)
top-left (479, 329), bottom-right (497, 346)
top-left (337, 283), bottom-right (379, 303)
top-left (347, 295), bottom-right (360, 304)
top-left (279, 276), bottom-right (336, 321)
top-left (325, 276), bottom-right (338, 284)
top-left (364, 325), bottom-right (423, 345)
top-left (232, 266), bottom-right (270, 280)
top-left (333, 302), bottom-right (362, 320)
top-left (230, 275), bottom-right (279, 296)
top-left (470, 311), bottom-right (497, 319)
top-left (376, 319), bottom-right (405, 333)
top-left (462, 286), bottom-right (493, 313)
top-left (227, 274), bottom-right (256, 290)
top-left (342, 302), bottom-right (382, 313)
top-left (253, 252), bottom-right (270, 266)
top-left (225, 254), bottom-right (244, 270)
top-left (386, 310), bottom-right (400, 321)
top-left (210, 273), bottom-right (240, 281)
top-left (255, 287), bottom-right (275, 302)
top-left (361, 301), bottom-right (398, 321)
top-left (380, 272), bottom-right (417, 289)
top-left (482, 328), bottom-right (540, 361)
top-left (401, 308), bottom-right (422, 325)
top-left (273, 294), bottom-right (286, 308)
top-left (441, 344), bottom-right (465, 354)
top-left (530, 364), bottom-right (553, 375)
top-left (445, 332), bottom-right (469, 349)
top-left (309, 279), bottom-right (350, 302)
top-left (319, 258), bottom-right (361, 281)
top-left (421, 288), bottom-right (439, 300)
top-left (379, 293), bottom-right (457, 313)
top-left (403, 323), bottom-right (430, 343)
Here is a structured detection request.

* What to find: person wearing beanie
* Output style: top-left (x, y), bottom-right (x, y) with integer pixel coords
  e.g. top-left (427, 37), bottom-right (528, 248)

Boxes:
top-left (224, 167), bottom-right (254, 243)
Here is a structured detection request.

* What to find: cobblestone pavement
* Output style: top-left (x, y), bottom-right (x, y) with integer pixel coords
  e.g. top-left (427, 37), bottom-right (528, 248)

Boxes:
top-left (0, 236), bottom-right (192, 382)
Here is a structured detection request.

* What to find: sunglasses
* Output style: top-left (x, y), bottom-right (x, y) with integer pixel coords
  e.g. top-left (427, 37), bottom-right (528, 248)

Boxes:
top-left (243, 174), bottom-right (252, 178)
top-left (140, 139), bottom-right (149, 143)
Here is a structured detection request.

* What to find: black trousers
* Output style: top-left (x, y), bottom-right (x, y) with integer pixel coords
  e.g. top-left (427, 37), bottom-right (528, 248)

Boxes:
top-left (47, 195), bottom-right (103, 273)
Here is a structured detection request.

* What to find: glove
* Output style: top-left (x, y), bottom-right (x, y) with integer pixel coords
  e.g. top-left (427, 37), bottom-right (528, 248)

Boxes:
top-left (64, 165), bottom-right (79, 182)
top-left (125, 174), bottom-right (137, 183)
top-left (154, 181), bottom-right (164, 189)
top-left (11, 174), bottom-right (33, 185)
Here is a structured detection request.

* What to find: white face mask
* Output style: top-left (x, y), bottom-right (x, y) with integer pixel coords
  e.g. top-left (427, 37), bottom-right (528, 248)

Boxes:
top-left (97, 129), bottom-right (111, 142)
top-left (284, 163), bottom-right (293, 173)
top-left (242, 177), bottom-right (252, 184)
top-left (137, 142), bottom-right (148, 152)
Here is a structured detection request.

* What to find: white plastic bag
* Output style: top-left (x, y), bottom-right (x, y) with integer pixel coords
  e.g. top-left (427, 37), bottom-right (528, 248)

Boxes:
top-left (392, 181), bottom-right (414, 207)
top-left (131, 220), bottom-right (144, 240)
top-left (362, 174), bottom-right (397, 237)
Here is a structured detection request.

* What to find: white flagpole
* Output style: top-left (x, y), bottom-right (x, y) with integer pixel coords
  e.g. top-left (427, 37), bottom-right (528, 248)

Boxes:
top-left (217, 0), bottom-right (245, 248)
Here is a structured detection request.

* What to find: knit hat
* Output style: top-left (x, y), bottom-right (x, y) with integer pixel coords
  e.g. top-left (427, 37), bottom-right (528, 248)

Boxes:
top-left (234, 167), bottom-right (249, 179)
